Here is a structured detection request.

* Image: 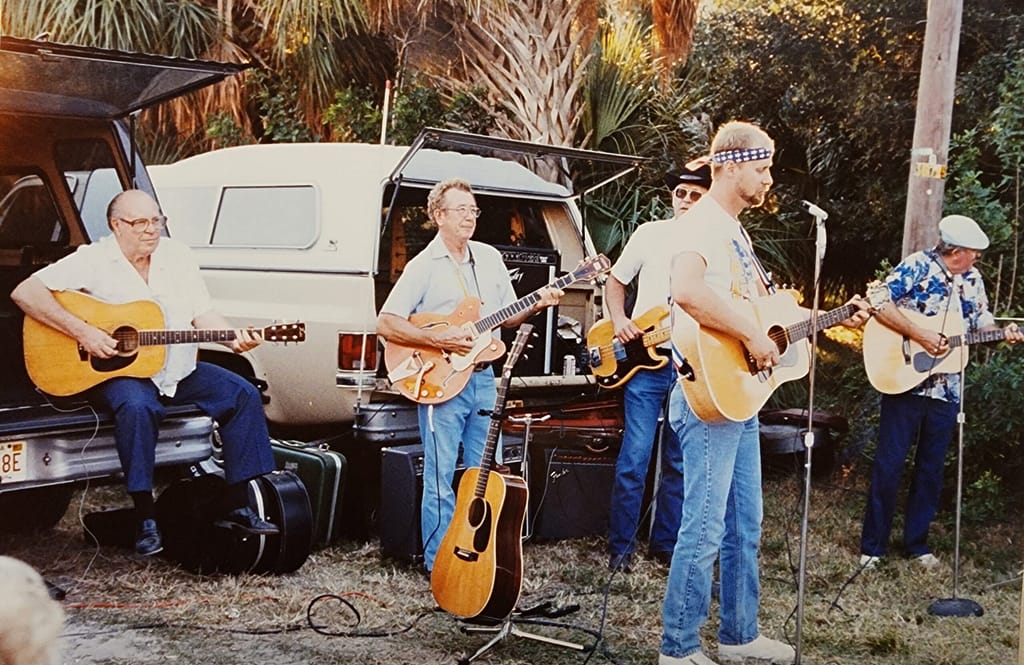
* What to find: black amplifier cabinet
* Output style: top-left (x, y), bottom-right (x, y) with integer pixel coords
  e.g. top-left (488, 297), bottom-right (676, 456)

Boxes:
top-left (379, 440), bottom-right (525, 564)
top-left (496, 246), bottom-right (559, 376)
top-left (529, 445), bottom-right (616, 541)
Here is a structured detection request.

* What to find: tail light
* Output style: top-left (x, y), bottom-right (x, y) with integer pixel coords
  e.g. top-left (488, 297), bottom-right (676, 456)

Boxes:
top-left (338, 333), bottom-right (377, 372)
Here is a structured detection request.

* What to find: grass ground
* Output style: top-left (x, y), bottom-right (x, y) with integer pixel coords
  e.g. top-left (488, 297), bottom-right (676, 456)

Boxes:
top-left (2, 459), bottom-right (1019, 665)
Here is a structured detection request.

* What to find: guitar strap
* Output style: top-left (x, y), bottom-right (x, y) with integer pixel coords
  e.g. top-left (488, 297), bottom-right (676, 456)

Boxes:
top-left (738, 222), bottom-right (776, 295)
top-left (448, 245), bottom-right (483, 304)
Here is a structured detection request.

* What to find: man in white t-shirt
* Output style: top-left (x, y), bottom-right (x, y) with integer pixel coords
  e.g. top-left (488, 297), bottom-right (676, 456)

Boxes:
top-left (659, 121), bottom-right (866, 665)
top-left (605, 159), bottom-right (711, 572)
top-left (12, 190), bottom-right (277, 557)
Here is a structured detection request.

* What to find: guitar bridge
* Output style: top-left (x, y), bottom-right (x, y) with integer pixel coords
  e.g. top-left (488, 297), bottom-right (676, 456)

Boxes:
top-left (453, 546), bottom-right (479, 562)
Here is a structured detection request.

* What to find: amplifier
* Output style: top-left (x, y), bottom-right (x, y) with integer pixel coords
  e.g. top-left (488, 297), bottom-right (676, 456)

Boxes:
top-left (379, 440), bottom-right (525, 563)
top-left (529, 445), bottom-right (616, 541)
top-left (496, 246), bottom-right (559, 375)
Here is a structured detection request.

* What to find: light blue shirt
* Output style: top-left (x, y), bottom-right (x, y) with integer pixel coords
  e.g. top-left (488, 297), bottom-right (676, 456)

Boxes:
top-left (381, 235), bottom-right (516, 330)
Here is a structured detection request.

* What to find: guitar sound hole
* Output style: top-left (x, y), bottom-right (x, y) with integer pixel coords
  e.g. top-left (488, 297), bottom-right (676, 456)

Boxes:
top-left (112, 325), bottom-right (140, 354)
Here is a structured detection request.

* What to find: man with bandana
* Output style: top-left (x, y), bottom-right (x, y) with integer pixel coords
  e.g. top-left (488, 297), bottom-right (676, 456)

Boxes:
top-left (658, 121), bottom-right (867, 665)
top-left (605, 158), bottom-right (712, 572)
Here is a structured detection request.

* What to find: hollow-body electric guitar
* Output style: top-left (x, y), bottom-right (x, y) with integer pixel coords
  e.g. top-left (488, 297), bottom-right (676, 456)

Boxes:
top-left (384, 254), bottom-right (611, 404)
top-left (23, 290), bottom-right (305, 396)
top-left (586, 304), bottom-right (671, 389)
top-left (862, 307), bottom-right (1015, 394)
top-left (430, 324), bottom-right (532, 622)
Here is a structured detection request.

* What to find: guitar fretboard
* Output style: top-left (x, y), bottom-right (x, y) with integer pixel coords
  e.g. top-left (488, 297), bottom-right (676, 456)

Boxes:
top-left (783, 304), bottom-right (858, 344)
top-left (957, 328), bottom-right (1008, 348)
top-left (133, 329), bottom-right (239, 346)
top-left (472, 269), bottom-right (590, 336)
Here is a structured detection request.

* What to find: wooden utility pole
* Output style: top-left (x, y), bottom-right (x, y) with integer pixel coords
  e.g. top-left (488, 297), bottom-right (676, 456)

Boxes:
top-left (902, 0), bottom-right (964, 257)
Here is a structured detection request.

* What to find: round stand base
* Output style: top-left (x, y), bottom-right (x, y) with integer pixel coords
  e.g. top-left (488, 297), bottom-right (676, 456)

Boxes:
top-left (927, 597), bottom-right (984, 617)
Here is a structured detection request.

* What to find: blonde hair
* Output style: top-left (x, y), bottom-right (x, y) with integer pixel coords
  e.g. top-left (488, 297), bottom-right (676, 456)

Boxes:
top-left (710, 121), bottom-right (774, 174)
top-left (0, 556), bottom-right (64, 665)
top-left (426, 178), bottom-right (473, 220)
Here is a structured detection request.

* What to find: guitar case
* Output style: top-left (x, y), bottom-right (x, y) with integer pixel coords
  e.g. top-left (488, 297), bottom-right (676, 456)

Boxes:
top-left (156, 470), bottom-right (313, 575)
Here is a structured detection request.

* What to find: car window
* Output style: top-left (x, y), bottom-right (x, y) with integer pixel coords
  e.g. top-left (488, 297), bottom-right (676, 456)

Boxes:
top-left (53, 140), bottom-right (122, 240)
top-left (0, 172), bottom-right (64, 247)
top-left (211, 186), bottom-right (318, 248)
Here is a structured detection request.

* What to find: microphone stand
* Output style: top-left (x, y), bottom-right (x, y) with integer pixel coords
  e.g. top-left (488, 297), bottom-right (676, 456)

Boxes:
top-left (794, 212), bottom-right (827, 664)
top-left (927, 362), bottom-right (983, 617)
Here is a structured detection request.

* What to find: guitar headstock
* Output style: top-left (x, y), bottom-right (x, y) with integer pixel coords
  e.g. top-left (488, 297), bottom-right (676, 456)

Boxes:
top-left (572, 254), bottom-right (612, 284)
top-left (264, 322), bottom-right (307, 343)
top-left (865, 280), bottom-right (891, 314)
top-left (503, 323), bottom-right (534, 373)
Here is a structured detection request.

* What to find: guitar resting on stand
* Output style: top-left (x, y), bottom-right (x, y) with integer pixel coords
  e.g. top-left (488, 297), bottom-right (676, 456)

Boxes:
top-left (430, 324), bottom-right (586, 664)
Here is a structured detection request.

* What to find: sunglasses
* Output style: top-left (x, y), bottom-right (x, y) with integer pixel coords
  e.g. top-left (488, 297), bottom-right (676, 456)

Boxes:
top-left (673, 187), bottom-right (704, 203)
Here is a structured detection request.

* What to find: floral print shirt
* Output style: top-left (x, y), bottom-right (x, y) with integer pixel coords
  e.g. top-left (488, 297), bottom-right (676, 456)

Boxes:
top-left (886, 248), bottom-right (995, 403)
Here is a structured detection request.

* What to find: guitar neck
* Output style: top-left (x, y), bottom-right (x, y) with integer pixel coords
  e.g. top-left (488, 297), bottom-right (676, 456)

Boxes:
top-left (138, 329), bottom-right (241, 346)
top-left (473, 366), bottom-right (514, 499)
top-left (959, 328), bottom-right (1008, 347)
top-left (643, 327), bottom-right (671, 348)
top-left (786, 303), bottom-right (857, 343)
top-left (472, 270), bottom-right (581, 336)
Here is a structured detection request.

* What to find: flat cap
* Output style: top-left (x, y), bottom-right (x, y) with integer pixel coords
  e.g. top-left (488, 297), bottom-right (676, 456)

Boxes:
top-left (939, 214), bottom-right (990, 250)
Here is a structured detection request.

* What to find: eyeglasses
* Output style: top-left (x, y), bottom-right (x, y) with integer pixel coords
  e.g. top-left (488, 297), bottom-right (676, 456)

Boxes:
top-left (673, 187), bottom-right (704, 203)
top-left (116, 215), bottom-right (167, 232)
top-left (441, 205), bottom-right (482, 218)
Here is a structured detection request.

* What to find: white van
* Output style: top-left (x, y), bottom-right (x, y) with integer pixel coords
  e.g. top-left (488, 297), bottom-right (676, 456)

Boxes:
top-left (151, 129), bottom-right (640, 430)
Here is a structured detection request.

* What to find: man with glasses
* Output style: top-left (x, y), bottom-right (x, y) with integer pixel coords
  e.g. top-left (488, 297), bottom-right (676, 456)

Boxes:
top-left (12, 189), bottom-right (278, 557)
top-left (377, 177), bottom-right (561, 574)
top-left (604, 158), bottom-right (711, 573)
top-left (858, 214), bottom-right (1023, 571)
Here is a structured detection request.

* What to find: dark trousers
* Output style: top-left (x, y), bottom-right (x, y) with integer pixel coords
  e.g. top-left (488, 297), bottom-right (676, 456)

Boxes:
top-left (90, 362), bottom-right (275, 492)
top-left (860, 393), bottom-right (958, 557)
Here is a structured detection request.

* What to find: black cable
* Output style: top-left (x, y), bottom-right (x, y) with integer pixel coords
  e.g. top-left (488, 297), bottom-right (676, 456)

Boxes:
top-left (305, 593), bottom-right (434, 638)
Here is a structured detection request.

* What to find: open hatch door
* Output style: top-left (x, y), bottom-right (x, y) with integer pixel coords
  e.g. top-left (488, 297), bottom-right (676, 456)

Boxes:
top-left (0, 36), bottom-right (249, 119)
top-left (388, 127), bottom-right (647, 200)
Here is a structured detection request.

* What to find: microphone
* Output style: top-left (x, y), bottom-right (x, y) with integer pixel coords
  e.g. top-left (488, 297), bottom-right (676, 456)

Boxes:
top-left (800, 200), bottom-right (829, 220)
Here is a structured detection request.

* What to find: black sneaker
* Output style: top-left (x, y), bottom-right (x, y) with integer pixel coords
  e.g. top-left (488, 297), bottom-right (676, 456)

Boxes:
top-left (648, 550), bottom-right (673, 567)
top-left (135, 518), bottom-right (163, 556)
top-left (214, 506), bottom-right (280, 535)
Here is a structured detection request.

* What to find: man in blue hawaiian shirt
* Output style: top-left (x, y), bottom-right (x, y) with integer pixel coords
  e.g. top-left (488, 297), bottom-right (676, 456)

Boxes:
top-left (859, 214), bottom-right (1024, 570)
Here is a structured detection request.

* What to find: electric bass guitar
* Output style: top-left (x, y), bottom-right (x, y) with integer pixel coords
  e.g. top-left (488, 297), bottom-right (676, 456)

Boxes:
top-left (384, 254), bottom-right (611, 404)
top-left (430, 324), bottom-right (532, 622)
top-left (586, 304), bottom-right (671, 389)
top-left (23, 290), bottom-right (306, 396)
top-left (862, 307), bottom-right (1015, 394)
top-left (671, 284), bottom-right (886, 423)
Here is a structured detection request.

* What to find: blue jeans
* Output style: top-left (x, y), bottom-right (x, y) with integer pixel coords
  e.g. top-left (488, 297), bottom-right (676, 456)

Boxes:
top-left (860, 393), bottom-right (958, 557)
top-left (90, 362), bottom-right (275, 492)
top-left (608, 362), bottom-right (684, 557)
top-left (661, 384), bottom-right (763, 658)
top-left (419, 369), bottom-right (498, 571)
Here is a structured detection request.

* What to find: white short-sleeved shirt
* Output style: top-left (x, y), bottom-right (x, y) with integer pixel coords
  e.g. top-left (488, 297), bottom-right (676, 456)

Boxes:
top-left (33, 234), bottom-right (213, 396)
top-left (381, 235), bottom-right (516, 333)
top-left (674, 196), bottom-right (765, 302)
top-left (611, 217), bottom-right (688, 319)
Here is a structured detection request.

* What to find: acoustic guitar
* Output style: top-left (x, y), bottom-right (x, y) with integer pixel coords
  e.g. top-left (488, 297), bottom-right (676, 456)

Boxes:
top-left (585, 304), bottom-right (671, 389)
top-left (430, 324), bottom-right (532, 622)
top-left (23, 290), bottom-right (306, 396)
top-left (671, 284), bottom-right (886, 423)
top-left (862, 307), bottom-right (1015, 394)
top-left (384, 254), bottom-right (611, 404)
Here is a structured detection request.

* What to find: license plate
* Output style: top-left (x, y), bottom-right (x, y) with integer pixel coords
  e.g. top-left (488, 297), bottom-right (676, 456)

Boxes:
top-left (0, 441), bottom-right (27, 483)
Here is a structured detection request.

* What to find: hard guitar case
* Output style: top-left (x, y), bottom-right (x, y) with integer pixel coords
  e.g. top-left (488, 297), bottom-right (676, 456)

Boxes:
top-left (156, 469), bottom-right (313, 575)
top-left (271, 439), bottom-right (347, 548)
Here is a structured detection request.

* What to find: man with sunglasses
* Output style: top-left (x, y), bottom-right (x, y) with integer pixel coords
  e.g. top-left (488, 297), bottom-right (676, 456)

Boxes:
top-left (12, 189), bottom-right (278, 557)
top-left (604, 159), bottom-right (711, 573)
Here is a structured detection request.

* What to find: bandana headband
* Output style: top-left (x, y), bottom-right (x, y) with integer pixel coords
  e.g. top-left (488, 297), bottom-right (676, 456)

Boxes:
top-left (711, 147), bottom-right (774, 164)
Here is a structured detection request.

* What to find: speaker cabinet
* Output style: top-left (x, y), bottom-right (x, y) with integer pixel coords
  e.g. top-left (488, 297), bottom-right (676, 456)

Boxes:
top-left (497, 246), bottom-right (558, 375)
top-left (529, 445), bottom-right (616, 541)
top-left (379, 440), bottom-right (525, 563)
